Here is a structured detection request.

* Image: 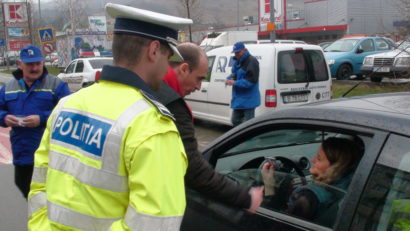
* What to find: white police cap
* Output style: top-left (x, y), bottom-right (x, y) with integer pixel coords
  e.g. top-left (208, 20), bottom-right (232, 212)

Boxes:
top-left (105, 3), bottom-right (193, 62)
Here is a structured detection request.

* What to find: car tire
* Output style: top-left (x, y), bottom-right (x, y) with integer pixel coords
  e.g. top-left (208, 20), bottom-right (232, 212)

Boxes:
top-left (370, 76), bottom-right (383, 83)
top-left (336, 64), bottom-right (353, 80)
top-left (82, 82), bottom-right (95, 88)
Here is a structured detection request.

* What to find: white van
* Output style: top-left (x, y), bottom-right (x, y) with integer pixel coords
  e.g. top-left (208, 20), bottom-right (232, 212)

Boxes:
top-left (200, 31), bottom-right (258, 52)
top-left (185, 44), bottom-right (332, 125)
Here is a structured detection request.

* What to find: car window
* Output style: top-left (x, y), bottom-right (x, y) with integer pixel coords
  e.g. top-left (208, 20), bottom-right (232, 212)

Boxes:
top-left (376, 39), bottom-right (390, 51)
top-left (65, 61), bottom-right (76, 74)
top-left (88, 59), bottom-right (113, 69)
top-left (215, 128), bottom-right (363, 229)
top-left (352, 134), bottom-right (410, 231)
top-left (278, 50), bottom-right (329, 83)
top-left (205, 56), bottom-right (215, 82)
top-left (75, 60), bottom-right (84, 73)
top-left (358, 39), bottom-right (375, 52)
top-left (324, 39), bottom-right (359, 52)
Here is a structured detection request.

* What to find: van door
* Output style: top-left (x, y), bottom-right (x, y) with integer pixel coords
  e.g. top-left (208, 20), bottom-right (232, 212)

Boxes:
top-left (185, 56), bottom-right (216, 119)
top-left (275, 48), bottom-right (331, 108)
top-left (205, 55), bottom-right (233, 125)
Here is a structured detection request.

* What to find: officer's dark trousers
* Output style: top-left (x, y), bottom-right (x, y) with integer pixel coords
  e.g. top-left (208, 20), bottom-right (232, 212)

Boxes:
top-left (14, 165), bottom-right (34, 199)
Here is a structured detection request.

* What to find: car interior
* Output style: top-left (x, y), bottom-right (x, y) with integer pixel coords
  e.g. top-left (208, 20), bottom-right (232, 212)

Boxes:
top-left (212, 126), bottom-right (368, 229)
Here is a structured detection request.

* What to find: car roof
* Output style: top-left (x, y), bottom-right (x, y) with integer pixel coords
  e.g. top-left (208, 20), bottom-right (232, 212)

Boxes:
top-left (253, 92), bottom-right (410, 136)
top-left (75, 57), bottom-right (113, 61)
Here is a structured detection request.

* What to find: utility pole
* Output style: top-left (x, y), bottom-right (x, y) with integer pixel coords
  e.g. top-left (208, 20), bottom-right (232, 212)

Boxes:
top-left (237, 0), bottom-right (239, 30)
top-left (270, 0), bottom-right (276, 42)
top-left (38, 0), bottom-right (41, 25)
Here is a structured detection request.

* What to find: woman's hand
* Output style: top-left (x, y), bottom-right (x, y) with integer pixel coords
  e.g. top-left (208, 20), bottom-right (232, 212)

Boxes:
top-left (261, 162), bottom-right (275, 196)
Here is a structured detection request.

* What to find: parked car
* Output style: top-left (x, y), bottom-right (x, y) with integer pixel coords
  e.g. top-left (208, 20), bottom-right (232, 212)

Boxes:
top-left (361, 41), bottom-right (410, 82)
top-left (318, 41), bottom-right (332, 49)
top-left (324, 37), bottom-right (394, 79)
top-left (185, 43), bottom-right (332, 126)
top-left (257, 39), bottom-right (307, 44)
top-left (181, 92), bottom-right (410, 231)
top-left (57, 57), bottom-right (113, 92)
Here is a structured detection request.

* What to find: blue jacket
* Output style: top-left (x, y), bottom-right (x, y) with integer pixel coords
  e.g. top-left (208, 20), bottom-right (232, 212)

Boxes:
top-left (0, 68), bottom-right (71, 165)
top-left (227, 50), bottom-right (260, 109)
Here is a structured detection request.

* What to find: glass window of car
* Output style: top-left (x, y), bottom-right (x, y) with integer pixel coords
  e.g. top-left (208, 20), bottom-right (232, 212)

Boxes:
top-left (352, 134), bottom-right (410, 231)
top-left (376, 39), bottom-right (390, 50)
top-left (75, 60), bottom-right (84, 73)
top-left (65, 61), bottom-right (76, 74)
top-left (358, 39), bottom-right (375, 52)
top-left (278, 50), bottom-right (329, 83)
top-left (324, 39), bottom-right (359, 52)
top-left (215, 128), bottom-right (364, 228)
top-left (204, 56), bottom-right (215, 82)
top-left (88, 59), bottom-right (113, 69)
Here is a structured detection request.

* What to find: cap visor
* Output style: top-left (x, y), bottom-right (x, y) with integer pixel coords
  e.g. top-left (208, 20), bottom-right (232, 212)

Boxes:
top-left (21, 57), bottom-right (44, 63)
top-left (168, 43), bottom-right (183, 62)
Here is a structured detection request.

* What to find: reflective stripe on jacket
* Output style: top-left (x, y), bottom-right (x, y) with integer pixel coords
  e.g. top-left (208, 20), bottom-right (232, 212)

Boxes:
top-left (28, 66), bottom-right (188, 231)
top-left (0, 68), bottom-right (70, 165)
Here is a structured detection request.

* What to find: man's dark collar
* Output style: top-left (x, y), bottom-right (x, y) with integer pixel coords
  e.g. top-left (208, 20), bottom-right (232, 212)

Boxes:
top-left (99, 65), bottom-right (155, 96)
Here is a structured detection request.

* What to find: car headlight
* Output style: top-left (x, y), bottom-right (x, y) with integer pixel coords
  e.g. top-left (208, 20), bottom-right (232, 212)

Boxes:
top-left (395, 57), bottom-right (410, 67)
top-left (363, 57), bottom-right (373, 66)
top-left (327, 59), bottom-right (335, 65)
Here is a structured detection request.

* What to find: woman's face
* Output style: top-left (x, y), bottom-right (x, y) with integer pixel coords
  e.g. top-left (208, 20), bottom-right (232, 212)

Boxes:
top-left (310, 146), bottom-right (330, 176)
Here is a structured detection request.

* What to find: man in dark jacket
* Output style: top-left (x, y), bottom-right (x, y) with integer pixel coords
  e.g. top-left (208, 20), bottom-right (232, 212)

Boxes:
top-left (155, 42), bottom-right (263, 213)
top-left (226, 42), bottom-right (260, 126)
top-left (0, 45), bottom-right (70, 198)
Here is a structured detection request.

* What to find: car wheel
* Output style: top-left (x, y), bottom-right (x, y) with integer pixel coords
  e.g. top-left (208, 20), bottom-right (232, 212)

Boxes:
top-left (82, 82), bottom-right (95, 88)
top-left (336, 64), bottom-right (353, 80)
top-left (370, 76), bottom-right (383, 83)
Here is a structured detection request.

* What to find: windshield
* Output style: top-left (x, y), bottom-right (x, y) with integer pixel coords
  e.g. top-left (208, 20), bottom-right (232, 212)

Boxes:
top-left (398, 41), bottom-right (410, 50)
top-left (89, 59), bottom-right (113, 69)
top-left (324, 39), bottom-right (360, 52)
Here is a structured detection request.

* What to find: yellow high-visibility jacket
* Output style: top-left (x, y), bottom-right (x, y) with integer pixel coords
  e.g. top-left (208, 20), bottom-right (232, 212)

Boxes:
top-left (28, 66), bottom-right (188, 231)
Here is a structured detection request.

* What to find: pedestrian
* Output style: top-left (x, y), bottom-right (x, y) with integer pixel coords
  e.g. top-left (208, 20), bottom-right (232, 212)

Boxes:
top-left (0, 45), bottom-right (70, 199)
top-left (155, 42), bottom-right (264, 213)
top-left (225, 42), bottom-right (260, 126)
top-left (28, 3), bottom-right (192, 231)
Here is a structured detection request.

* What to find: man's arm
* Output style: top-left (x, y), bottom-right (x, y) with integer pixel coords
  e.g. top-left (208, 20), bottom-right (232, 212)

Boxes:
top-left (110, 129), bottom-right (187, 230)
top-left (234, 57), bottom-right (259, 88)
top-left (167, 99), bottom-right (253, 209)
top-left (0, 85), bottom-right (9, 127)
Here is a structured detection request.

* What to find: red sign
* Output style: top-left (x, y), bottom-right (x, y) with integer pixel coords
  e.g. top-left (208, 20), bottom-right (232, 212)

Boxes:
top-left (42, 43), bottom-right (55, 54)
top-left (3, 3), bottom-right (28, 27)
top-left (9, 40), bottom-right (30, 51)
top-left (9, 5), bottom-right (23, 19)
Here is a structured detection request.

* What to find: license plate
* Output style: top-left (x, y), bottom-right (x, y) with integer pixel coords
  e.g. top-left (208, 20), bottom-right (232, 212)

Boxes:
top-left (373, 67), bottom-right (390, 73)
top-left (283, 94), bottom-right (309, 103)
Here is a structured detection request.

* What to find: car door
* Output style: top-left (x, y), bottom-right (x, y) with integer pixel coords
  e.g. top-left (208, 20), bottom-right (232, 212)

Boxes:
top-left (60, 60), bottom-right (77, 91)
top-left (181, 119), bottom-right (387, 231)
top-left (70, 60), bottom-right (85, 91)
top-left (350, 134), bottom-right (410, 231)
top-left (185, 55), bottom-right (215, 121)
top-left (353, 39), bottom-right (376, 73)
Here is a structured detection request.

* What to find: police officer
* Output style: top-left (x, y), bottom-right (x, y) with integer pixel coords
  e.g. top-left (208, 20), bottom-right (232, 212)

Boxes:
top-left (0, 45), bottom-right (70, 199)
top-left (28, 3), bottom-right (192, 231)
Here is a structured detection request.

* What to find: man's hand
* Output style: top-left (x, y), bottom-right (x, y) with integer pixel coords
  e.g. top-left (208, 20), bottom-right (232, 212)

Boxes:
top-left (225, 79), bottom-right (235, 86)
top-left (23, 115), bottom-right (40, 128)
top-left (4, 115), bottom-right (19, 127)
top-left (247, 186), bottom-right (264, 213)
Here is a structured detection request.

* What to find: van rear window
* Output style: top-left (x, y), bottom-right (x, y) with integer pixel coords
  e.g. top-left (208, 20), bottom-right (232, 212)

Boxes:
top-left (278, 50), bottom-right (329, 84)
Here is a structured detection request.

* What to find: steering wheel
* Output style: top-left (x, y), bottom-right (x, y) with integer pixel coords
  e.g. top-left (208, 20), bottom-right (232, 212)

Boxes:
top-left (258, 156), bottom-right (306, 178)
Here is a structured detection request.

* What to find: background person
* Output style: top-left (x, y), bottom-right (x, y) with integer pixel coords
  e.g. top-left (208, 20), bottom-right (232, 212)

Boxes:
top-left (0, 45), bottom-right (70, 199)
top-left (155, 42), bottom-right (263, 213)
top-left (225, 42), bottom-right (260, 126)
top-left (28, 3), bottom-right (192, 230)
top-left (262, 137), bottom-right (364, 220)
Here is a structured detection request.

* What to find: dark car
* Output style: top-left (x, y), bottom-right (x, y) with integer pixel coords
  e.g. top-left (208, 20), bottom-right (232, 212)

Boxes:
top-left (181, 92), bottom-right (410, 231)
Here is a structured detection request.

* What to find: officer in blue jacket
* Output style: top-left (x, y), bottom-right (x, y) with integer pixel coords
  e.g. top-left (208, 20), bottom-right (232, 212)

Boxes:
top-left (225, 42), bottom-right (260, 126)
top-left (0, 45), bottom-right (70, 198)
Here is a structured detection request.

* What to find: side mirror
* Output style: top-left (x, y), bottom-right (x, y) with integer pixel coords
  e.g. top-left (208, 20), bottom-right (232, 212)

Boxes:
top-left (357, 48), bottom-right (364, 54)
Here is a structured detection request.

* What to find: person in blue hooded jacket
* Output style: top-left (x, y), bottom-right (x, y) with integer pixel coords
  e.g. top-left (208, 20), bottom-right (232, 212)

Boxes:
top-left (225, 42), bottom-right (260, 126)
top-left (262, 137), bottom-right (364, 220)
top-left (0, 45), bottom-right (70, 199)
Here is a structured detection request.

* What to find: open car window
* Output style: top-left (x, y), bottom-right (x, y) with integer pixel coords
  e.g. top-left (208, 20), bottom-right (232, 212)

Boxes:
top-left (215, 127), bottom-right (365, 229)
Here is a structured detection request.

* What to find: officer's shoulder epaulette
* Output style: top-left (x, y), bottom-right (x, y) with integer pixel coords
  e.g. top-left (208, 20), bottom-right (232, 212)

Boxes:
top-left (141, 91), bottom-right (175, 121)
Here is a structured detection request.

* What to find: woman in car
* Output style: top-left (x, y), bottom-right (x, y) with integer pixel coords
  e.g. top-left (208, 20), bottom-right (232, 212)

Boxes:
top-left (262, 137), bottom-right (364, 220)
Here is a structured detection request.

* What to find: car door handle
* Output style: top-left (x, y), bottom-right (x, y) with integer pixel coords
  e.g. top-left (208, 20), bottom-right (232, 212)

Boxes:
top-left (201, 89), bottom-right (207, 93)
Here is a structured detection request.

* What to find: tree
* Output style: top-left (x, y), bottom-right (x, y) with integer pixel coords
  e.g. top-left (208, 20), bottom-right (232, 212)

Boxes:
top-left (393, 0), bottom-right (410, 39)
top-left (177, 0), bottom-right (202, 42)
top-left (53, 0), bottom-right (88, 33)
